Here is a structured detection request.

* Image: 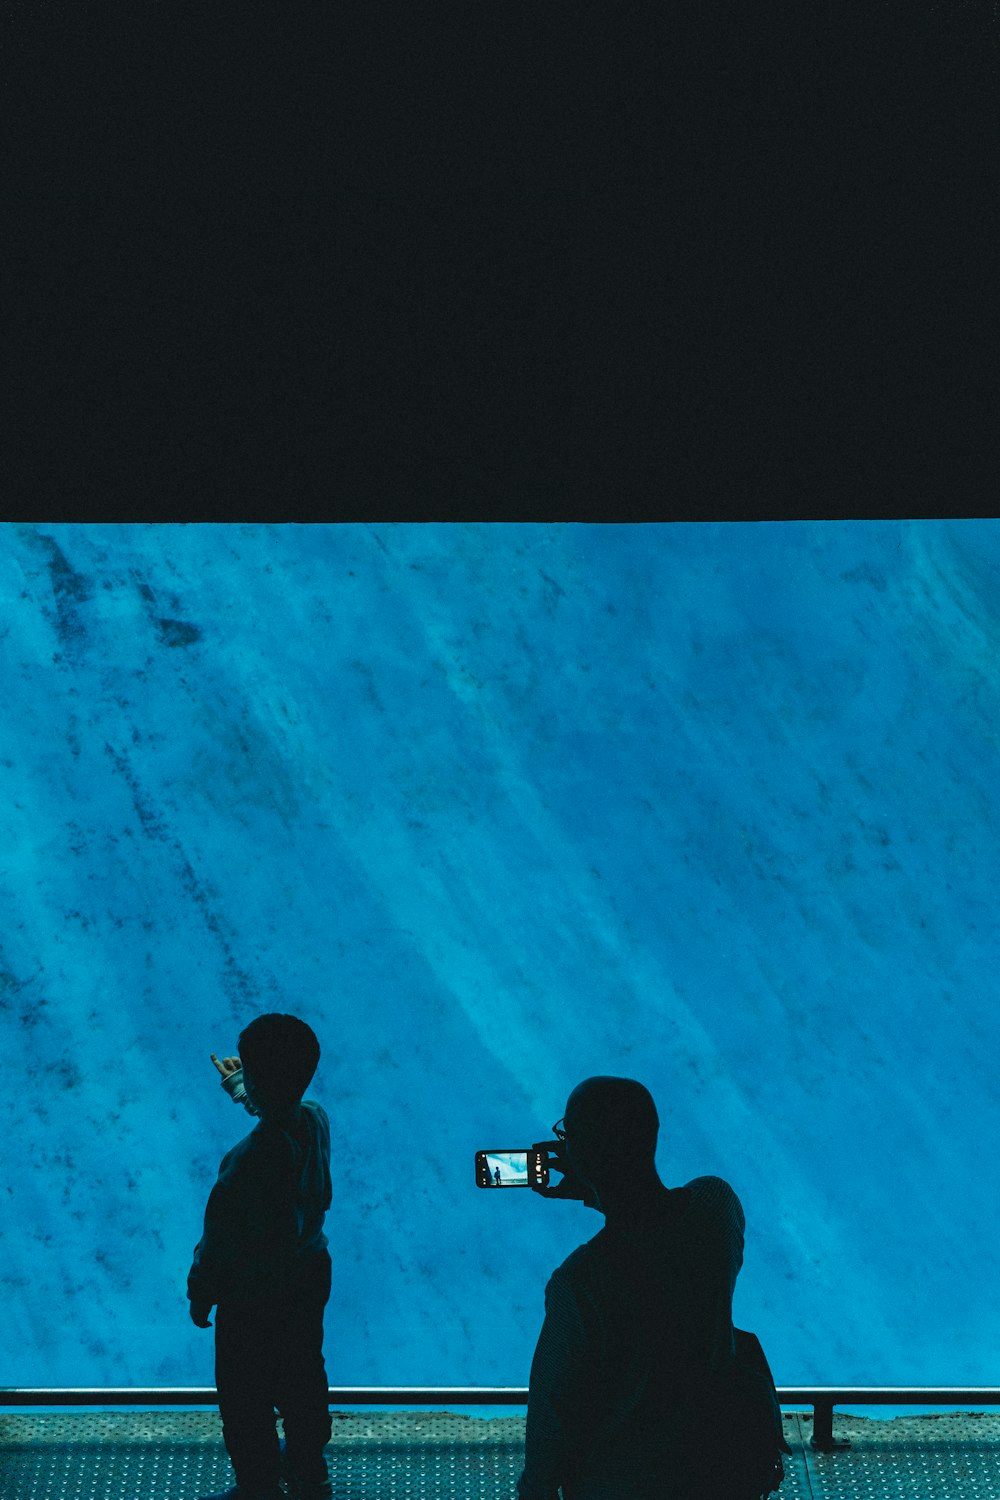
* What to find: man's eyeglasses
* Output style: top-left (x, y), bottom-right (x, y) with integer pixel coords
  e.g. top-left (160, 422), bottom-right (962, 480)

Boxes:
top-left (553, 1119), bottom-right (568, 1141)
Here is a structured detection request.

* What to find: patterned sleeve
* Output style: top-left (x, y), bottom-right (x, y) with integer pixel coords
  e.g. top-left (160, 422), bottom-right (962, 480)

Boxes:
top-left (686, 1175), bottom-right (745, 1281)
top-left (688, 1174), bottom-right (744, 1225)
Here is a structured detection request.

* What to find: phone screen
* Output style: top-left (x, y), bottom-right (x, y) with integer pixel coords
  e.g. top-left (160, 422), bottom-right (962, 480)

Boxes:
top-left (476, 1148), bottom-right (548, 1188)
top-left (487, 1150), bottom-right (528, 1185)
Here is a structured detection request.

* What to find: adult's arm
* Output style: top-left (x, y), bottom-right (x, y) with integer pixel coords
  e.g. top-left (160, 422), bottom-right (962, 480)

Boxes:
top-left (518, 1270), bottom-right (592, 1500)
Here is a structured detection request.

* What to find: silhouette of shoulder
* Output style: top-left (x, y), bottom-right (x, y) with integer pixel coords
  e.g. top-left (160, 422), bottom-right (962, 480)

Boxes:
top-left (684, 1175), bottom-right (745, 1229)
top-left (553, 1178), bottom-right (742, 1282)
top-left (220, 1098), bottom-right (331, 1181)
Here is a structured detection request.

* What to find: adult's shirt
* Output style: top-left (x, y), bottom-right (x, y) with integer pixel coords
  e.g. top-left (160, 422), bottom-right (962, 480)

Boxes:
top-left (518, 1177), bottom-right (745, 1500)
top-left (187, 1072), bottom-right (333, 1306)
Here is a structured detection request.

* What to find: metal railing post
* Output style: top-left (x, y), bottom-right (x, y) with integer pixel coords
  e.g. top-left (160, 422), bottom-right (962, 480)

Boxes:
top-left (810, 1399), bottom-right (851, 1452)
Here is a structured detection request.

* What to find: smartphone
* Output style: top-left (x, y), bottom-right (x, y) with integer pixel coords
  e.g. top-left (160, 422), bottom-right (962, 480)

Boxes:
top-left (475, 1147), bottom-right (550, 1188)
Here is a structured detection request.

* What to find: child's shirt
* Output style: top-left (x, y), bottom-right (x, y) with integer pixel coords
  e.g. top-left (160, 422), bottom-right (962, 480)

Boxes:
top-left (188, 1067), bottom-right (332, 1306)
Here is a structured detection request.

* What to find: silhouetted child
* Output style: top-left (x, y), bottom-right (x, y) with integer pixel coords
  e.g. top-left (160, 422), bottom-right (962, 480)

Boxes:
top-left (188, 1013), bottom-right (333, 1500)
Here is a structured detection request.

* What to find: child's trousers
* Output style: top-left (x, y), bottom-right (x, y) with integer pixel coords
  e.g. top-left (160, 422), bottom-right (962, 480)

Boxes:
top-left (215, 1249), bottom-right (333, 1497)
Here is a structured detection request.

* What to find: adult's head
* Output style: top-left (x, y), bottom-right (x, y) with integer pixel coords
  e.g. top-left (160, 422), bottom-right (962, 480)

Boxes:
top-left (239, 1012), bottom-right (320, 1117)
top-left (562, 1076), bottom-right (662, 1207)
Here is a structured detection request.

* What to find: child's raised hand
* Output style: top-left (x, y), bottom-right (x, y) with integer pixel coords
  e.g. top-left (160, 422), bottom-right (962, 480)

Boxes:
top-left (211, 1053), bottom-right (241, 1077)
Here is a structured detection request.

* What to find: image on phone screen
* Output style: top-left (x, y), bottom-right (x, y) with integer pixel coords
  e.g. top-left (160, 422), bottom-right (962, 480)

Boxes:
top-left (486, 1151), bottom-right (529, 1185)
top-left (475, 1146), bottom-right (548, 1188)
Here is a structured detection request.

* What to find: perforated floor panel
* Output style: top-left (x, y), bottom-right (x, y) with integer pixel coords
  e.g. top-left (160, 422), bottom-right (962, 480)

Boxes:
top-left (2, 1409), bottom-right (1000, 1499)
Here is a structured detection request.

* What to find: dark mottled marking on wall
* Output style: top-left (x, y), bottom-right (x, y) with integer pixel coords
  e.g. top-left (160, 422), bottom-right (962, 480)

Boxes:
top-left (104, 744), bottom-right (169, 841)
top-left (53, 1059), bottom-right (83, 1090)
top-left (841, 563), bottom-right (888, 592)
top-left (18, 994), bottom-right (50, 1030)
top-left (66, 822), bottom-right (90, 855)
top-left (156, 617), bottom-right (203, 648)
top-left (0, 958), bottom-right (51, 1036)
top-left (540, 571), bottom-right (565, 615)
top-left (0, 965), bottom-right (26, 1008)
top-left (66, 715), bottom-right (81, 760)
top-left (351, 660), bottom-right (384, 711)
top-left (39, 535), bottom-right (90, 604)
top-left (855, 816), bottom-right (892, 848)
top-left (177, 853), bottom-right (261, 1005)
top-left (33, 532), bottom-right (93, 648)
top-left (99, 742), bottom-right (266, 1004)
top-left (132, 575), bottom-right (202, 647)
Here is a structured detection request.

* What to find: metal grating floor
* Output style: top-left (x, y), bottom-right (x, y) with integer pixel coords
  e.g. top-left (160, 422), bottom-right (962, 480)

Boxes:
top-left (3, 1409), bottom-right (1000, 1499)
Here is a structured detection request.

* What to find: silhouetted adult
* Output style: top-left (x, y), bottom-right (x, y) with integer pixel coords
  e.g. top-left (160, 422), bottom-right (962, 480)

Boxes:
top-left (495, 1166), bottom-right (503, 1186)
top-left (525, 1075), bottom-right (780, 1500)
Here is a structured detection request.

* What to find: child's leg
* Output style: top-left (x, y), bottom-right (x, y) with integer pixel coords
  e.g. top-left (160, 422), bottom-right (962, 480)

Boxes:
top-left (275, 1251), bottom-right (333, 1497)
top-left (215, 1297), bottom-right (283, 1495)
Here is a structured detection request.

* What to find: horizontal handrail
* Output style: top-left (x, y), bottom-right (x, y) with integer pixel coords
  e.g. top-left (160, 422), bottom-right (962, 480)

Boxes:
top-left (3, 1386), bottom-right (1000, 1406)
top-left (0, 1388), bottom-right (530, 1407)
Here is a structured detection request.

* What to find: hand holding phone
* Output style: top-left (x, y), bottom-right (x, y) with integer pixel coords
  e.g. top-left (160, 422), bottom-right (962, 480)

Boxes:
top-left (531, 1141), bottom-right (599, 1209)
top-left (475, 1140), bottom-right (599, 1209)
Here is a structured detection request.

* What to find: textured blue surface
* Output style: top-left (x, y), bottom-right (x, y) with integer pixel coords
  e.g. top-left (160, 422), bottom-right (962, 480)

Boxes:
top-left (2, 521), bottom-right (999, 1419)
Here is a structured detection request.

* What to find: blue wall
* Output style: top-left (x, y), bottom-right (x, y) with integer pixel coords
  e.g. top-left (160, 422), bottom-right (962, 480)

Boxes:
top-left (2, 521), bottom-right (999, 1418)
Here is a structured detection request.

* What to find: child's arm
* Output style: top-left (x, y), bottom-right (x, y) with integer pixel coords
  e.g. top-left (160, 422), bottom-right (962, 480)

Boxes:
top-left (187, 1053), bottom-right (259, 1327)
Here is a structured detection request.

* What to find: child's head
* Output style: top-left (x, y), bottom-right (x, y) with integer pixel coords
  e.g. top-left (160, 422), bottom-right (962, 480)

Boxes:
top-left (238, 1013), bottom-right (320, 1110)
